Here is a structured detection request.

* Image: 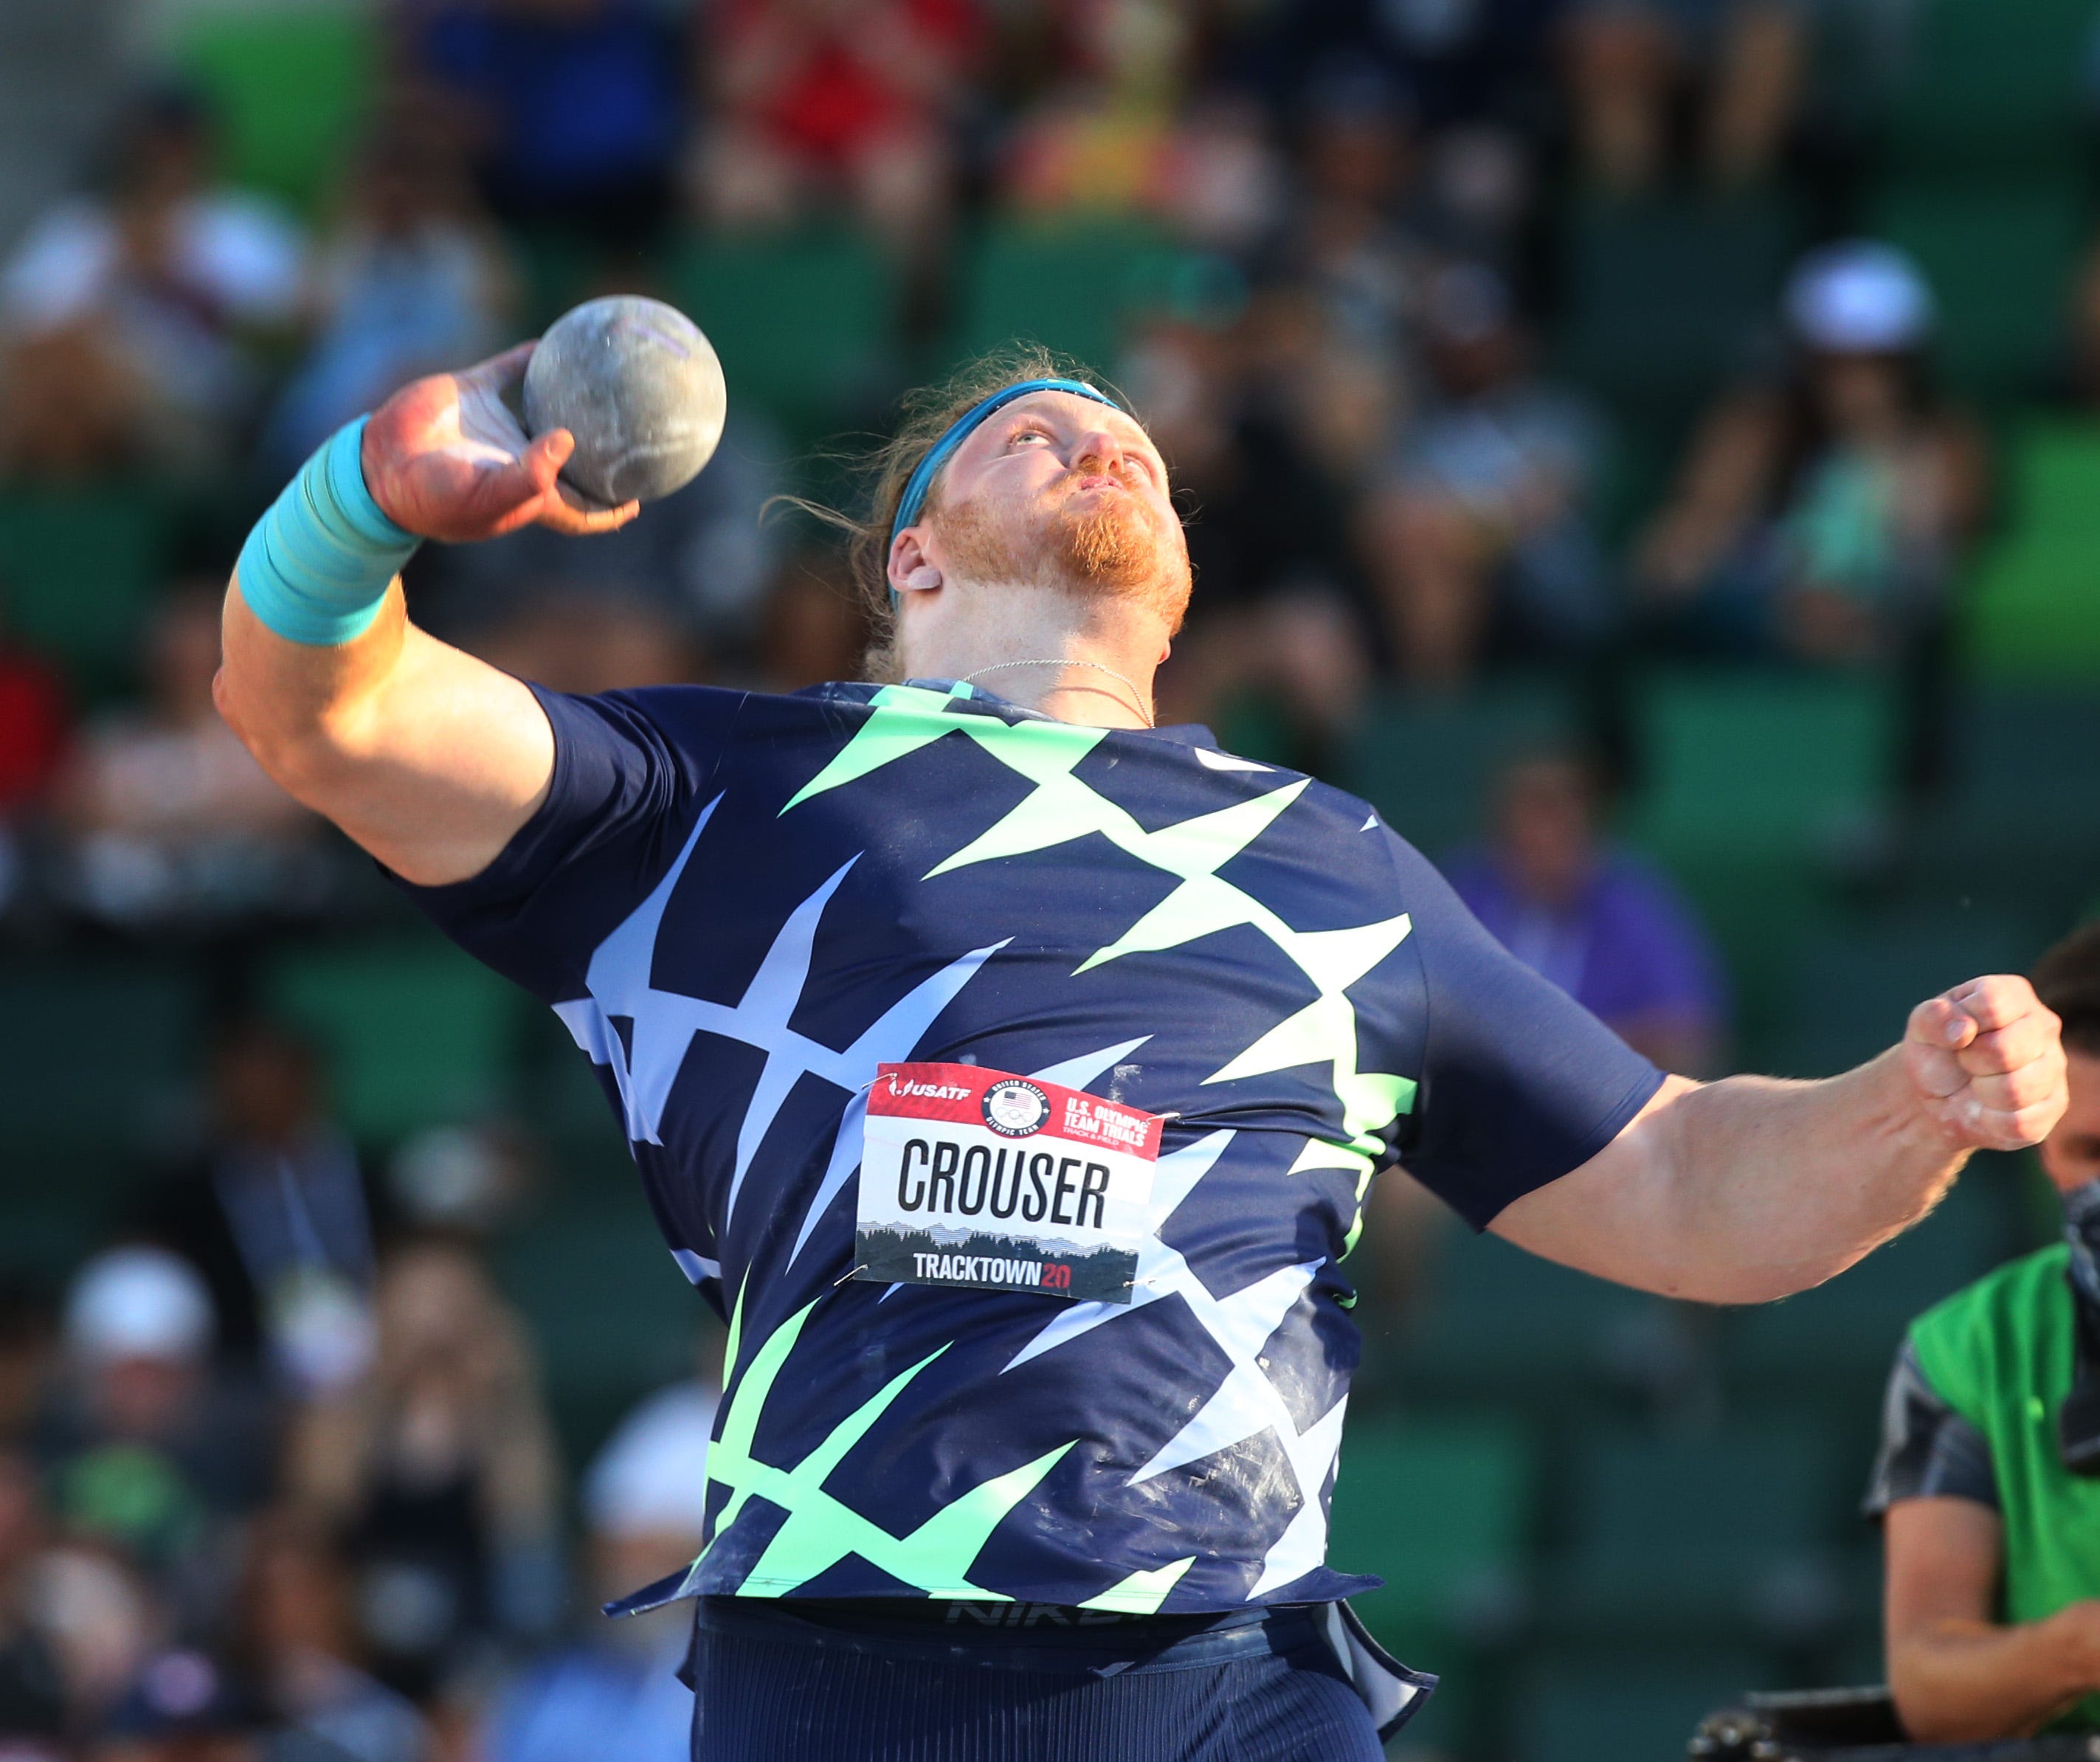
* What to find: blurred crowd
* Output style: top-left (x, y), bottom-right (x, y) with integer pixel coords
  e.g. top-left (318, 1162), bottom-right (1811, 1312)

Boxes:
top-left (0, 1001), bottom-right (719, 1762)
top-left (0, 0), bottom-right (2093, 1752)
top-left (0, 0), bottom-right (2079, 950)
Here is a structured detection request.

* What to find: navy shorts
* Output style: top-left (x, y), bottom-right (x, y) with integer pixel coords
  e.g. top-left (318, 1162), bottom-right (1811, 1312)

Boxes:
top-left (683, 1599), bottom-right (1387, 1762)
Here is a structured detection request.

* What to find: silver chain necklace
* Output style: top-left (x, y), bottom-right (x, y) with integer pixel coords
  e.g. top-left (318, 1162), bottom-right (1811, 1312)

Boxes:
top-left (959, 658), bottom-right (1155, 728)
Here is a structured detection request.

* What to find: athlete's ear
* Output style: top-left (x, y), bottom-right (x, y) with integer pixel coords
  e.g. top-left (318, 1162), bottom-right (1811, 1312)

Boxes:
top-left (888, 530), bottom-right (943, 598)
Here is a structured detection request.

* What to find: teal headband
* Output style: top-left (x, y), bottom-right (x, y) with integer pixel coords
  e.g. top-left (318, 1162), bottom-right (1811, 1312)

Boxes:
top-left (886, 377), bottom-right (1122, 612)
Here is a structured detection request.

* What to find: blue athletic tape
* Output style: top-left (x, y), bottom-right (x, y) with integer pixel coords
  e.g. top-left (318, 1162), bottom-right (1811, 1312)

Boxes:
top-left (236, 415), bottom-right (421, 645)
top-left (886, 378), bottom-right (1121, 612)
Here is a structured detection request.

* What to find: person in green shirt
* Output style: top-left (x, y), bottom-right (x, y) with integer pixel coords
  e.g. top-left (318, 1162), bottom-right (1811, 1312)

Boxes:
top-left (1868, 922), bottom-right (2100, 1740)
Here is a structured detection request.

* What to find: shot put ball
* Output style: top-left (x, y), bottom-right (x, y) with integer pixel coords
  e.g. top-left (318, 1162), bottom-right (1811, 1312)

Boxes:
top-left (522, 296), bottom-right (727, 507)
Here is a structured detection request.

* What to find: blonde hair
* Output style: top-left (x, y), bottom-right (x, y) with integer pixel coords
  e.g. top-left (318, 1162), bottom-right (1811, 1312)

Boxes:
top-left (780, 344), bottom-right (1130, 678)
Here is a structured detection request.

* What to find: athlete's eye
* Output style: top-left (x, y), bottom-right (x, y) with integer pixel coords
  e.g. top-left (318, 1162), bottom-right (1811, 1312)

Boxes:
top-left (1010, 427), bottom-right (1050, 447)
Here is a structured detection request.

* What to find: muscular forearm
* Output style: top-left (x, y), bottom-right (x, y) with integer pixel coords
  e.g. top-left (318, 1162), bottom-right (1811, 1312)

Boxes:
top-left (1647, 1051), bottom-right (1964, 1302)
top-left (1496, 977), bottom-right (2064, 1303)
top-left (1893, 1616), bottom-right (2098, 1742)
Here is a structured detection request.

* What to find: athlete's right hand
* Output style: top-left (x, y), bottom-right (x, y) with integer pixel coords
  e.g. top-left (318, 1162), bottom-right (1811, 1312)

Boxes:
top-left (359, 343), bottom-right (642, 543)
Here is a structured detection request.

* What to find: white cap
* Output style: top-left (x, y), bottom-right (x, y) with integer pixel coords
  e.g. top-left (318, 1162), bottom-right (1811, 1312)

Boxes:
top-left (64, 1248), bottom-right (213, 1364)
top-left (583, 1383), bottom-right (717, 1539)
top-left (1785, 241), bottom-right (1935, 353)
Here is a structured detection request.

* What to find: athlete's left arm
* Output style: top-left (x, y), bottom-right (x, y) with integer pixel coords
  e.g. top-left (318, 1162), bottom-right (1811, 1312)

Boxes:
top-left (1490, 976), bottom-right (2067, 1305)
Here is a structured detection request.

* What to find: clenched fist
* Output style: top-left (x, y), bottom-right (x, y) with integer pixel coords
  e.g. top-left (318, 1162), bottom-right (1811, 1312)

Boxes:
top-left (1904, 975), bottom-right (2068, 1153)
top-left (360, 343), bottom-right (641, 544)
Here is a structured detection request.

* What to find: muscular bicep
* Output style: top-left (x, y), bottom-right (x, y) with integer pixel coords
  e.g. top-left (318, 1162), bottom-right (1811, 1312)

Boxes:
top-left (221, 573), bottom-right (554, 886)
top-left (1885, 1498), bottom-right (2004, 1640)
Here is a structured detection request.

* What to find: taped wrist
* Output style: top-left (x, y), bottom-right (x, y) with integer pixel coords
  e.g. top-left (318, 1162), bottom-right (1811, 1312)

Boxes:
top-left (236, 416), bottom-right (419, 645)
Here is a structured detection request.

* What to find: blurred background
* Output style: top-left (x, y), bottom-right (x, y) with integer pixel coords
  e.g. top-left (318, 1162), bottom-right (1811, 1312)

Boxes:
top-left (0, 0), bottom-right (2096, 1758)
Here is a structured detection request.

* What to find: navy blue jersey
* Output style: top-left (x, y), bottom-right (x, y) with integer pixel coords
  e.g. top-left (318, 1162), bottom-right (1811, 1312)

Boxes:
top-left (398, 679), bottom-right (1662, 1613)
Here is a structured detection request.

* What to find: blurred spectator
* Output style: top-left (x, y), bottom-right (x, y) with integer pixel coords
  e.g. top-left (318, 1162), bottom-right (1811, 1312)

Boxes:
top-left (0, 324), bottom-right (151, 483)
top-left (1133, 312), bottom-right (1378, 761)
top-left (94, 1650), bottom-right (271, 1762)
top-left (1271, 69), bottom-right (1435, 376)
top-left (52, 585), bottom-right (327, 931)
top-left (286, 1244), bottom-right (562, 1701)
top-left (1561, 0), bottom-right (1806, 193)
top-left (1153, 91), bottom-right (1288, 257)
top-left (0, 1451), bottom-right (69, 1754)
top-left (1444, 750), bottom-right (1727, 1073)
top-left (1358, 263), bottom-right (1614, 685)
top-left (1248, 0), bottom-right (1567, 137)
top-left (691, 0), bottom-right (977, 263)
top-left (386, 1124), bottom-right (537, 1243)
top-left (480, 1358), bottom-right (716, 1762)
top-left (999, 0), bottom-right (1195, 219)
top-left (260, 117), bottom-right (511, 479)
top-left (0, 601), bottom-right (67, 920)
top-left (0, 605), bottom-right (66, 818)
top-left (1634, 241), bottom-right (1988, 664)
top-left (0, 89), bottom-right (305, 470)
top-left (407, 0), bottom-right (683, 248)
top-left (36, 1544), bottom-right (159, 1741)
top-left (232, 1517), bottom-right (427, 1762)
top-left (0, 1292), bottom-right (56, 1451)
top-left (36, 1250), bottom-right (272, 1598)
top-left (134, 1018), bottom-right (378, 1397)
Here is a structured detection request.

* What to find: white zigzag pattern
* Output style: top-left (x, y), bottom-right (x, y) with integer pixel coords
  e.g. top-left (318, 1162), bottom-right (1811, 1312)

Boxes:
top-left (1004, 1128), bottom-right (1349, 1596)
top-left (551, 795), bottom-right (1006, 1257)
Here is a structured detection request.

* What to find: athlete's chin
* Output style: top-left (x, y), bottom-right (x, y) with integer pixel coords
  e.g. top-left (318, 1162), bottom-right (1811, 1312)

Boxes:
top-left (1048, 504), bottom-right (1189, 621)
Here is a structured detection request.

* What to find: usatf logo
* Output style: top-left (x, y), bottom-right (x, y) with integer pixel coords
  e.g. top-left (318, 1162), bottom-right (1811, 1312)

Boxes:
top-left (981, 1079), bottom-right (1050, 1137)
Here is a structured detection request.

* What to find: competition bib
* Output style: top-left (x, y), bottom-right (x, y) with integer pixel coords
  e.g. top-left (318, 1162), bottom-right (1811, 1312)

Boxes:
top-left (854, 1063), bottom-right (1161, 1304)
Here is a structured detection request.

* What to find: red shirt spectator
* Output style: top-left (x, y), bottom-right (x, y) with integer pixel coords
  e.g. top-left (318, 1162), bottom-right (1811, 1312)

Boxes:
top-left (0, 623), bottom-right (66, 812)
top-left (711, 0), bottom-right (978, 171)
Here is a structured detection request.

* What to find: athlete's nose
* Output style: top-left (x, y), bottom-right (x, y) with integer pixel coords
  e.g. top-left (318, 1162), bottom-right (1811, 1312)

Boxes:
top-left (1070, 426), bottom-right (1126, 476)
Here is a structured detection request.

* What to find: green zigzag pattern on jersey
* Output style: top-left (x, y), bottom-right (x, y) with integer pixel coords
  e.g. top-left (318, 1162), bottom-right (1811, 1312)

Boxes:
top-left (786, 683), bottom-right (1419, 1179)
top-left (685, 1279), bottom-right (1148, 1602)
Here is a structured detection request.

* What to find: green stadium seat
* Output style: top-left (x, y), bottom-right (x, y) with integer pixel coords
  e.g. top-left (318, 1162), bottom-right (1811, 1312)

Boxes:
top-left (1724, 1164), bottom-right (2022, 1396)
top-left (0, 484), bottom-right (173, 696)
top-left (1512, 1651), bottom-right (1769, 1762)
top-left (0, 958), bottom-right (201, 1149)
top-left (1343, 677), bottom-right (1581, 860)
top-left (1553, 190), bottom-right (1798, 421)
top-left (172, 5), bottom-right (379, 213)
top-left (663, 229), bottom-right (899, 440)
top-left (264, 936), bottom-right (522, 1144)
top-left (1330, 1414), bottom-right (1535, 1641)
top-left (1546, 1422), bottom-right (1842, 1640)
top-left (1394, 1218), bottom-right (1696, 1407)
top-left (1868, 182), bottom-right (2086, 403)
top-left (1626, 668), bottom-right (1899, 863)
top-left (1328, 1415), bottom-right (1536, 1762)
top-left (0, 957), bottom-right (203, 1272)
top-left (1876, 0), bottom-right (2095, 176)
top-left (1964, 423), bottom-right (2100, 683)
top-left (1905, 691), bottom-right (2100, 924)
top-left (950, 218), bottom-right (1197, 377)
top-left (496, 1193), bottom-right (710, 1465)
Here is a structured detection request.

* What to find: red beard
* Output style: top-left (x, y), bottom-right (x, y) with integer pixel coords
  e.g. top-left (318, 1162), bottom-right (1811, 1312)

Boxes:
top-left (935, 475), bottom-right (1191, 627)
